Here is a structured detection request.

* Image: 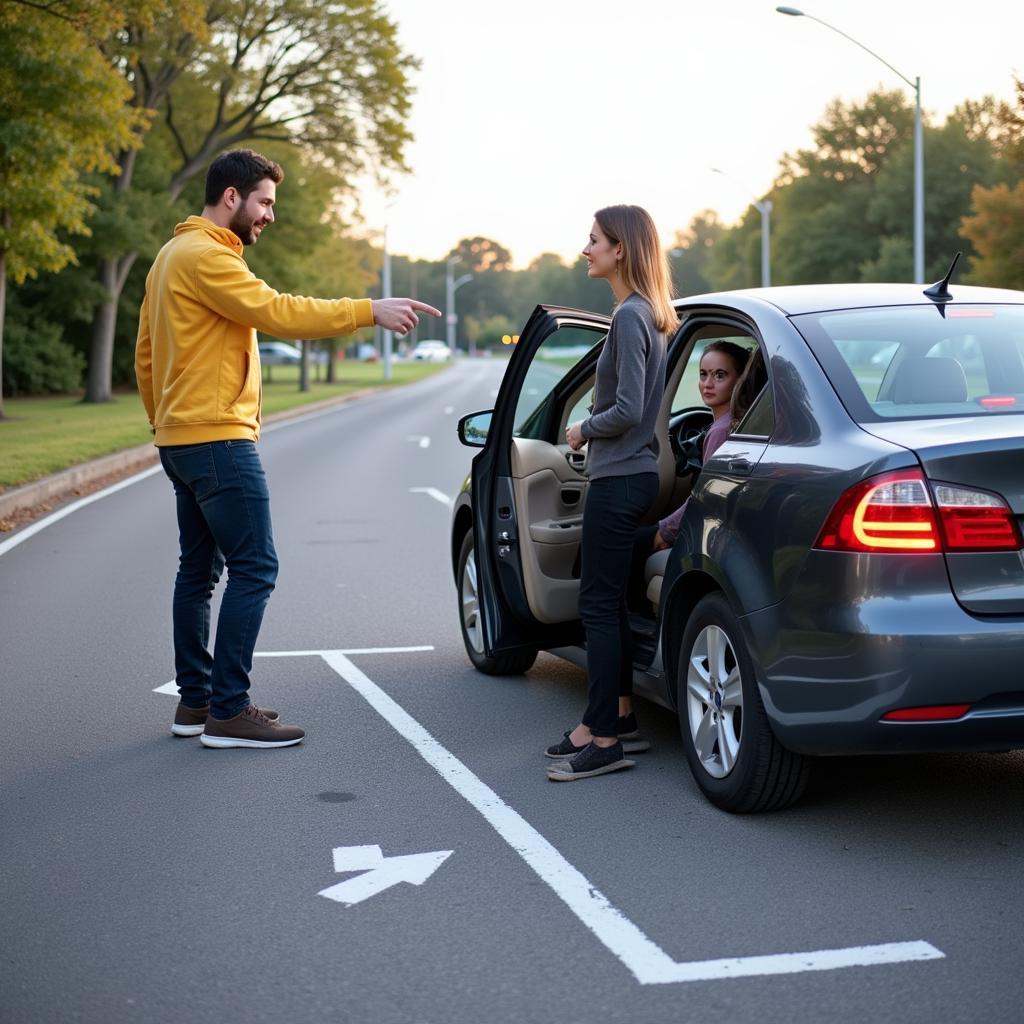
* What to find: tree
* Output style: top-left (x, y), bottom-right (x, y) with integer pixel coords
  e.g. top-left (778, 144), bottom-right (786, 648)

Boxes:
top-left (961, 182), bottom-right (1024, 289)
top-left (82, 0), bottom-right (418, 402)
top-left (670, 211), bottom-right (724, 295)
top-left (0, 3), bottom-right (146, 418)
top-left (769, 91), bottom-right (916, 285)
top-left (959, 77), bottom-right (1024, 287)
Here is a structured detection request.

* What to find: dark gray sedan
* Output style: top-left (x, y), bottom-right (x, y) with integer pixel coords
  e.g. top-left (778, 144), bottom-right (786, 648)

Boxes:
top-left (452, 282), bottom-right (1024, 812)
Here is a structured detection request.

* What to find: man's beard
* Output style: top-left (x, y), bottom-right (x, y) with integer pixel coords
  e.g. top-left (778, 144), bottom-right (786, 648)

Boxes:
top-left (229, 207), bottom-right (259, 245)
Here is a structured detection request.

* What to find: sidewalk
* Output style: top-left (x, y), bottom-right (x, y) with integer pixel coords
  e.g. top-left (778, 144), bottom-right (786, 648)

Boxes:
top-left (0, 387), bottom-right (376, 532)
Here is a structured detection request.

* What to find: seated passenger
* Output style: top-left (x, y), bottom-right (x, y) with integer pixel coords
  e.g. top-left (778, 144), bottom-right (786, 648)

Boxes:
top-left (650, 341), bottom-right (751, 553)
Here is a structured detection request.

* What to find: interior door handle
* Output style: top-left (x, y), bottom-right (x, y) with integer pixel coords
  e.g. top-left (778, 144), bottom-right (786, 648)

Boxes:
top-left (727, 458), bottom-right (753, 475)
top-left (566, 451), bottom-right (586, 472)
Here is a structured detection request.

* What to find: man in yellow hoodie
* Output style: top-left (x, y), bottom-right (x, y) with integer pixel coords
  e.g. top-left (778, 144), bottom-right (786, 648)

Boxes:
top-left (136, 148), bottom-right (439, 750)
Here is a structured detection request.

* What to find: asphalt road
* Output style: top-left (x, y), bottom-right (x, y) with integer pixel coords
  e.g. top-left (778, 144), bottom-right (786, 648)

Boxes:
top-left (1, 359), bottom-right (1022, 1024)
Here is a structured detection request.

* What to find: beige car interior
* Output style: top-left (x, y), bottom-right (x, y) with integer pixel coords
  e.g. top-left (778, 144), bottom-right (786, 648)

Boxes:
top-left (509, 323), bottom-right (757, 625)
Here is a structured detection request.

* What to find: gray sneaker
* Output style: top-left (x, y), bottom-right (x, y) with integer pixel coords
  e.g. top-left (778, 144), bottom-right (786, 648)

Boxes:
top-left (200, 705), bottom-right (304, 748)
top-left (172, 702), bottom-right (279, 737)
top-left (547, 741), bottom-right (635, 781)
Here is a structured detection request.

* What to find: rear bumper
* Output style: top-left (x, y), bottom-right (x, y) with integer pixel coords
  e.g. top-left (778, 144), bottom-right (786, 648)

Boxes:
top-left (744, 551), bottom-right (1024, 755)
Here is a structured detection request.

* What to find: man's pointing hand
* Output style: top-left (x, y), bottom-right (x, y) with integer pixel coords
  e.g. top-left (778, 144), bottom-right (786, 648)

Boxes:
top-left (372, 298), bottom-right (442, 336)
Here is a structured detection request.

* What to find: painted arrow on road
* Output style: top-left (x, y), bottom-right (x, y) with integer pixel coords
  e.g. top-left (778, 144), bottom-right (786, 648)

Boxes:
top-left (318, 844), bottom-right (453, 906)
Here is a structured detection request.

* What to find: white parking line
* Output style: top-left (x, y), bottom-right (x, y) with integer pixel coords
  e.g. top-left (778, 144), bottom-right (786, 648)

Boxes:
top-left (153, 646), bottom-right (435, 694)
top-left (153, 644), bottom-right (945, 983)
top-left (313, 648), bottom-right (944, 986)
top-left (409, 487), bottom-right (453, 509)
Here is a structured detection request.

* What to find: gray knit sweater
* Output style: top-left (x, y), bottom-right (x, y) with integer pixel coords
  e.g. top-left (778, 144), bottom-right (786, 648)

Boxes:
top-left (580, 293), bottom-right (666, 479)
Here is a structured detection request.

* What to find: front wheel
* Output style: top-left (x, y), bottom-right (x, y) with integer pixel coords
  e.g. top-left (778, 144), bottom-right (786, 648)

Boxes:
top-left (457, 531), bottom-right (537, 676)
top-left (676, 592), bottom-right (809, 812)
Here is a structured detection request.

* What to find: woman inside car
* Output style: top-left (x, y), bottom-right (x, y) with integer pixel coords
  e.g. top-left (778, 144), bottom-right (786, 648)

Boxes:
top-left (545, 204), bottom-right (675, 782)
top-left (651, 340), bottom-right (752, 552)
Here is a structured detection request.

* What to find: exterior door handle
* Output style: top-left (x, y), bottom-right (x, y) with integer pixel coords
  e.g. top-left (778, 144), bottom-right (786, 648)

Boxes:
top-left (727, 458), bottom-right (753, 475)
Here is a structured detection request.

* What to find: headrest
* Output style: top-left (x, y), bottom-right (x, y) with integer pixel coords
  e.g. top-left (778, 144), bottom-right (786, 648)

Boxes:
top-left (889, 356), bottom-right (968, 405)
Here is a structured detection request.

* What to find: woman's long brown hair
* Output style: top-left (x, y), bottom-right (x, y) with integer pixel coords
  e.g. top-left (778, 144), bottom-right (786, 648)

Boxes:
top-left (594, 204), bottom-right (677, 333)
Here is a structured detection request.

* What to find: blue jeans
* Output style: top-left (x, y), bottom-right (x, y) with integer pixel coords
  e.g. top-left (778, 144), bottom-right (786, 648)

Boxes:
top-left (578, 472), bottom-right (659, 737)
top-left (159, 441), bottom-right (279, 719)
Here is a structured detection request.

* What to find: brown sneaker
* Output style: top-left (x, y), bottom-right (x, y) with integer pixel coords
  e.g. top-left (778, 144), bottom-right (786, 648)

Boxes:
top-left (172, 702), bottom-right (279, 737)
top-left (199, 704), bottom-right (304, 749)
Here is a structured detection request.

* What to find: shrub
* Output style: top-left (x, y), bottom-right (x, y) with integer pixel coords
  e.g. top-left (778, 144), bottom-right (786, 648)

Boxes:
top-left (2, 319), bottom-right (86, 396)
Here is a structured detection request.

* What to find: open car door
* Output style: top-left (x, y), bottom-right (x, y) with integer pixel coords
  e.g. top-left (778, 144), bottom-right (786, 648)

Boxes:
top-left (467, 304), bottom-right (611, 659)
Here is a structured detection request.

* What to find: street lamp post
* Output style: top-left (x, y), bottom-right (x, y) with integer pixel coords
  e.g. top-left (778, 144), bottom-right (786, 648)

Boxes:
top-left (776, 6), bottom-right (924, 282)
top-left (381, 223), bottom-right (393, 381)
top-left (445, 254), bottom-right (473, 355)
top-left (712, 167), bottom-right (772, 286)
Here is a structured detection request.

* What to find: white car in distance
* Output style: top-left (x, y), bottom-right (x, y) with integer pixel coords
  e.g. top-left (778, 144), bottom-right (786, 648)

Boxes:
top-left (412, 340), bottom-right (453, 362)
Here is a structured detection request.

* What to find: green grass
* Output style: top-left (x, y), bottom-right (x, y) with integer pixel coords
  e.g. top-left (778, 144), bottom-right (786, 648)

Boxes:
top-left (0, 361), bottom-right (446, 490)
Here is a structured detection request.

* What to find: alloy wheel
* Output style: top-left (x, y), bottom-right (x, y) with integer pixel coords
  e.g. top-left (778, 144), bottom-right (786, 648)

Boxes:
top-left (686, 624), bottom-right (744, 779)
top-left (461, 547), bottom-right (484, 653)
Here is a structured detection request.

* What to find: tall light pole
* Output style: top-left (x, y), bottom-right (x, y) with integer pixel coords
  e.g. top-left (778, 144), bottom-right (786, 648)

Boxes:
top-left (445, 254), bottom-right (473, 355)
top-left (712, 167), bottom-right (772, 286)
top-left (776, 6), bottom-right (924, 282)
top-left (381, 221), bottom-right (393, 381)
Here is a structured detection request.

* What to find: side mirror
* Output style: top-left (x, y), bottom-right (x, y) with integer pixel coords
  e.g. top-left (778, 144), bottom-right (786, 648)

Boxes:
top-left (457, 410), bottom-right (493, 447)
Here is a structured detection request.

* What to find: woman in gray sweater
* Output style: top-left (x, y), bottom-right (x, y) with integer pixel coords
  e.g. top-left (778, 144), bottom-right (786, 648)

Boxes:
top-left (546, 205), bottom-right (676, 781)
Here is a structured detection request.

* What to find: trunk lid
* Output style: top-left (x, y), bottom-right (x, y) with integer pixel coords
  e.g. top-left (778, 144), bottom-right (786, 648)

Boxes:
top-left (861, 417), bottom-right (1024, 614)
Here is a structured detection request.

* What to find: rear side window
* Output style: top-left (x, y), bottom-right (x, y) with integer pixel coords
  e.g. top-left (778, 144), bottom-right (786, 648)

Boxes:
top-left (794, 304), bottom-right (1024, 421)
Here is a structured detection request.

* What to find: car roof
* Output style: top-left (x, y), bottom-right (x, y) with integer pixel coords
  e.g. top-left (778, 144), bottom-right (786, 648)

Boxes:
top-left (674, 283), bottom-right (1024, 317)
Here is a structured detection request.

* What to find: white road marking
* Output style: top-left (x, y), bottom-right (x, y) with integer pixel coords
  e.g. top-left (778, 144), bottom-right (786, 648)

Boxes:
top-left (0, 465), bottom-right (164, 558)
top-left (318, 649), bottom-right (944, 986)
top-left (318, 844), bottom-right (452, 906)
top-left (149, 644), bottom-right (944, 983)
top-left (405, 434), bottom-right (431, 448)
top-left (152, 646), bottom-right (434, 695)
top-left (258, 646), bottom-right (434, 657)
top-left (409, 487), bottom-right (453, 508)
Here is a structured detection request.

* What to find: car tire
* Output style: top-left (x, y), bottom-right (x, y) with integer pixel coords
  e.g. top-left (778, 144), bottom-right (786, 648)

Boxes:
top-left (676, 592), bottom-right (809, 812)
top-left (457, 531), bottom-right (538, 676)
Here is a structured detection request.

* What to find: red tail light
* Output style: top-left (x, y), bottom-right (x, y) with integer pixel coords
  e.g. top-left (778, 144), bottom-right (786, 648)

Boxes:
top-left (815, 470), bottom-right (1022, 554)
top-left (933, 483), bottom-right (1023, 551)
top-left (815, 470), bottom-right (939, 552)
top-left (881, 704), bottom-right (971, 722)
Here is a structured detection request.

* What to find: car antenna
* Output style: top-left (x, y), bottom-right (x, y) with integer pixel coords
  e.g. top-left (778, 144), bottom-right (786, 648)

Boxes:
top-left (923, 251), bottom-right (961, 302)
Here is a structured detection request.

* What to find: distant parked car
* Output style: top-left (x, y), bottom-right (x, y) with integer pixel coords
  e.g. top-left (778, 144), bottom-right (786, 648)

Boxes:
top-left (258, 341), bottom-right (302, 365)
top-left (259, 340), bottom-right (327, 365)
top-left (452, 281), bottom-right (1024, 812)
top-left (412, 340), bottom-right (452, 362)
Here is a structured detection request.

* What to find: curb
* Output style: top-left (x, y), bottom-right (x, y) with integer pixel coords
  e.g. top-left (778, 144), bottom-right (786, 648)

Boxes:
top-left (0, 386), bottom-right (378, 522)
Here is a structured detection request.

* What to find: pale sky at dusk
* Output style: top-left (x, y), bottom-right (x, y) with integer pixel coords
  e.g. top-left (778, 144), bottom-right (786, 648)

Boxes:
top-left (358, 0), bottom-right (1023, 268)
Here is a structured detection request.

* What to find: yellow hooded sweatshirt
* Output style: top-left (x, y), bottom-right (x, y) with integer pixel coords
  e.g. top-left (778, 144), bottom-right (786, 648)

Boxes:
top-left (135, 216), bottom-right (375, 445)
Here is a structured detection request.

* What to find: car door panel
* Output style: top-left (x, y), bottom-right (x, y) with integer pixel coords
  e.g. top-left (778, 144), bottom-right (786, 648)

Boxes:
top-left (510, 438), bottom-right (589, 623)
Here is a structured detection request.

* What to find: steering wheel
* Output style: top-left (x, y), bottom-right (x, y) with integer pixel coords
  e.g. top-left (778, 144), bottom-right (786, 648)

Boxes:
top-left (668, 406), bottom-right (714, 477)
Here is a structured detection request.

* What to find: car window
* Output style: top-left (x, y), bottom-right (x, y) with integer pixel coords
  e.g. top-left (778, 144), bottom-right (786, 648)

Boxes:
top-left (796, 304), bottom-right (1024, 421)
top-left (671, 328), bottom-right (757, 413)
top-left (513, 326), bottom-right (605, 438)
top-left (735, 384), bottom-right (774, 437)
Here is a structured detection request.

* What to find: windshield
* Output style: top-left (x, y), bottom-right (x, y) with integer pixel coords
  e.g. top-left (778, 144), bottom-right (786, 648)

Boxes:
top-left (794, 304), bottom-right (1024, 421)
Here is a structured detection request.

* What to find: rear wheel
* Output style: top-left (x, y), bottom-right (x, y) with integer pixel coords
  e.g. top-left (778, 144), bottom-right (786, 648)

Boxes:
top-left (457, 531), bottom-right (537, 675)
top-left (677, 592), bottom-right (809, 812)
